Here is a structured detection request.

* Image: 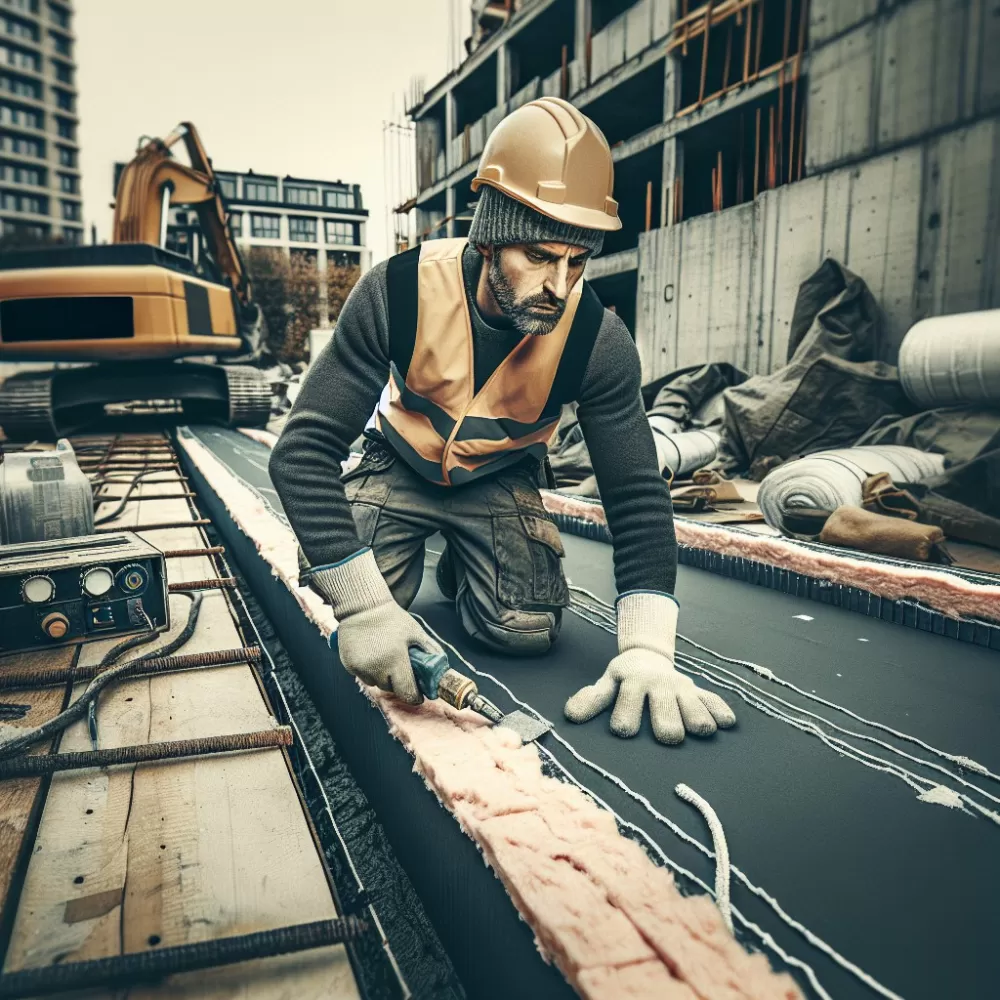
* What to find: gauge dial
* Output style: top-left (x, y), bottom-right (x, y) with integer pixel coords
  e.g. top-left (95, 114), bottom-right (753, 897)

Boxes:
top-left (22, 575), bottom-right (55, 604)
top-left (116, 564), bottom-right (148, 594)
top-left (81, 566), bottom-right (114, 598)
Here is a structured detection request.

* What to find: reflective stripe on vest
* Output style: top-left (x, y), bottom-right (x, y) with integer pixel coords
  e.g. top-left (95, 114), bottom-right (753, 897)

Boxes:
top-left (377, 237), bottom-right (583, 486)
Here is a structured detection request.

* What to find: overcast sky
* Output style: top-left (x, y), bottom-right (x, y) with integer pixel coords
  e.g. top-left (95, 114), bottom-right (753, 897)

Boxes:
top-left (76, 0), bottom-right (457, 263)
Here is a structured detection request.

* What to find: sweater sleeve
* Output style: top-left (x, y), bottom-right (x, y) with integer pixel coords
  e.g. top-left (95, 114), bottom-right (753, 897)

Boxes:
top-left (268, 261), bottom-right (391, 568)
top-left (574, 312), bottom-right (678, 596)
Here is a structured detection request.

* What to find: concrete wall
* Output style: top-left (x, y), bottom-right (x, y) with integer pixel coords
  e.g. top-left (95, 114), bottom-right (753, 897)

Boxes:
top-left (807, 0), bottom-right (1000, 173)
top-left (635, 116), bottom-right (1000, 382)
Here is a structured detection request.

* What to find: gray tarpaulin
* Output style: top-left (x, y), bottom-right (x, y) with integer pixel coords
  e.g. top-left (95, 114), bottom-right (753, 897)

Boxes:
top-left (715, 259), bottom-right (911, 474)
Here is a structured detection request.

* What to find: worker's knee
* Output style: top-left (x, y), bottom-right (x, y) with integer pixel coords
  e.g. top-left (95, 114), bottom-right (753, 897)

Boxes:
top-left (457, 596), bottom-right (562, 656)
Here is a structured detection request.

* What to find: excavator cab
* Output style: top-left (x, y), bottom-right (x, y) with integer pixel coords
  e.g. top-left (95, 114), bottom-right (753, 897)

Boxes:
top-left (0, 123), bottom-right (271, 440)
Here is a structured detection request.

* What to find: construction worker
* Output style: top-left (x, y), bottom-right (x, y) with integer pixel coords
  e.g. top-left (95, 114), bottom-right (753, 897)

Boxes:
top-left (270, 97), bottom-right (735, 745)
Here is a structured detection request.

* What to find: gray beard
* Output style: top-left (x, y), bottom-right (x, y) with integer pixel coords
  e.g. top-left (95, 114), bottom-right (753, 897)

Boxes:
top-left (487, 251), bottom-right (566, 337)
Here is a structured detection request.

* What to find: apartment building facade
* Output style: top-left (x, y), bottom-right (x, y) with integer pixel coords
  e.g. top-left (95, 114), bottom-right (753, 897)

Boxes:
top-left (160, 170), bottom-right (371, 275)
top-left (405, 0), bottom-right (1000, 382)
top-left (0, 0), bottom-right (82, 243)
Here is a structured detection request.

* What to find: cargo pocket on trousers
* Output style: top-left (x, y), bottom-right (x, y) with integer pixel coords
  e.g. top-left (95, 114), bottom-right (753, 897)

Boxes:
top-left (494, 512), bottom-right (569, 611)
top-left (350, 502), bottom-right (382, 549)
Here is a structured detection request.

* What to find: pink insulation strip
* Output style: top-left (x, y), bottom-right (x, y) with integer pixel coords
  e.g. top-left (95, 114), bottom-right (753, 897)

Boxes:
top-left (541, 491), bottom-right (1000, 624)
top-left (178, 433), bottom-right (803, 999)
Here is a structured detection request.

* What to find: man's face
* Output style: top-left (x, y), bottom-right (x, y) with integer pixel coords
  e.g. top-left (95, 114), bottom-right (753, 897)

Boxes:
top-left (485, 242), bottom-right (590, 336)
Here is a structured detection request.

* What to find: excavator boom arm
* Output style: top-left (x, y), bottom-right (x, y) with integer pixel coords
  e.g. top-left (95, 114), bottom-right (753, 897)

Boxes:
top-left (111, 122), bottom-right (250, 305)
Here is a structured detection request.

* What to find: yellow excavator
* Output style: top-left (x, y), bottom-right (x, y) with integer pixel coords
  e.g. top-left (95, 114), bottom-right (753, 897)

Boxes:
top-left (0, 123), bottom-right (271, 440)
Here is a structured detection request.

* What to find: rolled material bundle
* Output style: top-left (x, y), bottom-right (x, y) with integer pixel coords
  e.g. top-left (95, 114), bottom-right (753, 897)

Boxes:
top-left (648, 420), bottom-right (721, 479)
top-left (898, 309), bottom-right (1000, 407)
top-left (757, 446), bottom-right (946, 535)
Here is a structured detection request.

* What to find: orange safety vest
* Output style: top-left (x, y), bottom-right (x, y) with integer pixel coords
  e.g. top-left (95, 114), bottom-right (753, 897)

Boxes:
top-left (376, 238), bottom-right (605, 486)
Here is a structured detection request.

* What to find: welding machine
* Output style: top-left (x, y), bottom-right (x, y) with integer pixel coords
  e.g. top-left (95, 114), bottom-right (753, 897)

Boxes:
top-left (0, 531), bottom-right (169, 654)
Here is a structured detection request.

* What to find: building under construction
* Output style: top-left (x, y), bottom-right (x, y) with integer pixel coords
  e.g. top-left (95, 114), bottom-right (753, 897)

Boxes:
top-left (401, 0), bottom-right (1000, 375)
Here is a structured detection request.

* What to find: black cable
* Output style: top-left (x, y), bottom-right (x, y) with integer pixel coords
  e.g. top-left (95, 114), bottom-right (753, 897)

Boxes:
top-left (0, 593), bottom-right (203, 761)
top-left (92, 469), bottom-right (170, 525)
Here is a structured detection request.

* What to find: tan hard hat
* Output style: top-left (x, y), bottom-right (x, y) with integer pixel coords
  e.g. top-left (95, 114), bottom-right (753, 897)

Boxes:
top-left (471, 97), bottom-right (621, 232)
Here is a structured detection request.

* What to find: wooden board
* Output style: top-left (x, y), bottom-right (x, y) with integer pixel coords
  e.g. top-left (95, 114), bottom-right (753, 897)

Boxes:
top-left (2, 443), bottom-right (361, 998)
top-left (0, 650), bottom-right (71, 948)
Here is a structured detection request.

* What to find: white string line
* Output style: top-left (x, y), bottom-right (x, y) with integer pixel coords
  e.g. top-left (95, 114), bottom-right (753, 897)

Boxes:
top-left (410, 613), bottom-right (903, 1000)
top-left (673, 654), bottom-right (1000, 827)
top-left (568, 584), bottom-right (997, 784)
top-left (675, 783), bottom-right (733, 933)
top-left (677, 633), bottom-right (996, 782)
top-left (564, 601), bottom-right (1000, 825)
top-left (675, 649), bottom-right (1000, 811)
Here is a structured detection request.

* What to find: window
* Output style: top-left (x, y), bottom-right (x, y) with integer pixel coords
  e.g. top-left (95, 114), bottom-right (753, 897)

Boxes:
top-left (2, 15), bottom-right (38, 42)
top-left (285, 184), bottom-right (319, 206)
top-left (56, 143), bottom-right (74, 166)
top-left (228, 212), bottom-right (242, 238)
top-left (55, 114), bottom-right (73, 139)
top-left (48, 30), bottom-right (70, 56)
top-left (325, 220), bottom-right (356, 245)
top-left (47, 2), bottom-right (70, 29)
top-left (323, 189), bottom-right (353, 210)
top-left (0, 188), bottom-right (47, 213)
top-left (0, 161), bottom-right (45, 185)
top-left (217, 175), bottom-right (237, 199)
top-left (244, 179), bottom-right (278, 202)
top-left (0, 133), bottom-right (43, 157)
top-left (53, 86), bottom-right (72, 111)
top-left (0, 72), bottom-right (41, 99)
top-left (61, 227), bottom-right (82, 245)
top-left (2, 1), bottom-right (39, 14)
top-left (51, 58), bottom-right (71, 83)
top-left (57, 171), bottom-right (75, 193)
top-left (60, 198), bottom-right (79, 220)
top-left (1, 44), bottom-right (41, 73)
top-left (289, 216), bottom-right (317, 242)
top-left (250, 213), bottom-right (280, 239)
top-left (0, 101), bottom-right (42, 128)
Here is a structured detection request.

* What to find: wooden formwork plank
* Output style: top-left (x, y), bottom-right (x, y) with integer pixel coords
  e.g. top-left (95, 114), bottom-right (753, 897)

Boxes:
top-left (0, 656), bottom-right (70, 940)
top-left (4, 467), bottom-right (360, 998)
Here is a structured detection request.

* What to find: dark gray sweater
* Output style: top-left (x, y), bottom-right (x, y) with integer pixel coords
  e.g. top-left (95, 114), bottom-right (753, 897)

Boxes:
top-left (269, 247), bottom-right (678, 596)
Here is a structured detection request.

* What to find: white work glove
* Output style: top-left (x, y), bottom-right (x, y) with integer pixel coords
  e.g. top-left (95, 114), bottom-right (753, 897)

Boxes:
top-left (309, 549), bottom-right (442, 705)
top-left (564, 592), bottom-right (736, 744)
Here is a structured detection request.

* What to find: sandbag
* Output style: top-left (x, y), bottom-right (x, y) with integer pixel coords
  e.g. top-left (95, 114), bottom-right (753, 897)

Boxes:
top-left (819, 506), bottom-right (952, 563)
top-left (898, 309), bottom-right (1000, 408)
top-left (756, 445), bottom-right (946, 536)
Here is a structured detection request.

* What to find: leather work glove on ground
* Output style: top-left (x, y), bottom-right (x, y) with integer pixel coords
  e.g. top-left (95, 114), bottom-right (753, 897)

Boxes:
top-left (308, 549), bottom-right (443, 705)
top-left (564, 592), bottom-right (736, 744)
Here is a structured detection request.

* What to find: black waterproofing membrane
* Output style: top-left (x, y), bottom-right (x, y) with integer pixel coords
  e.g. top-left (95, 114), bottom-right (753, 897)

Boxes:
top-left (180, 426), bottom-right (999, 1000)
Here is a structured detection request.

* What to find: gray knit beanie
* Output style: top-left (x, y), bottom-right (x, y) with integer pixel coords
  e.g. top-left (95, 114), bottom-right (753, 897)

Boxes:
top-left (467, 184), bottom-right (605, 256)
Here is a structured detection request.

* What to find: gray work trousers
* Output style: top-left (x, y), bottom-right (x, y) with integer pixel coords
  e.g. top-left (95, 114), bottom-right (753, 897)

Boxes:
top-left (342, 437), bottom-right (568, 656)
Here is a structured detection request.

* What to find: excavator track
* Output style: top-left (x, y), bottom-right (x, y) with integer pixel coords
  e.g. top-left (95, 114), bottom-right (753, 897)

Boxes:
top-left (222, 365), bottom-right (272, 429)
top-left (0, 364), bottom-right (271, 441)
top-left (0, 372), bottom-right (58, 441)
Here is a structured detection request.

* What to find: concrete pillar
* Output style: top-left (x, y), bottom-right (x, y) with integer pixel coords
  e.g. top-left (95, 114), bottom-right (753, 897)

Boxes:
top-left (660, 51), bottom-right (680, 228)
top-left (574, 0), bottom-right (591, 85)
top-left (445, 92), bottom-right (456, 173)
top-left (497, 42), bottom-right (509, 106)
top-left (661, 139), bottom-right (679, 228)
top-left (445, 185), bottom-right (456, 239)
top-left (317, 241), bottom-right (330, 328)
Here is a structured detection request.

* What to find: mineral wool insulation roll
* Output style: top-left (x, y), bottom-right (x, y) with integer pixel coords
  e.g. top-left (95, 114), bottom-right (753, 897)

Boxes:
top-left (648, 417), bottom-right (721, 478)
top-left (898, 309), bottom-right (1000, 407)
top-left (757, 446), bottom-right (946, 535)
